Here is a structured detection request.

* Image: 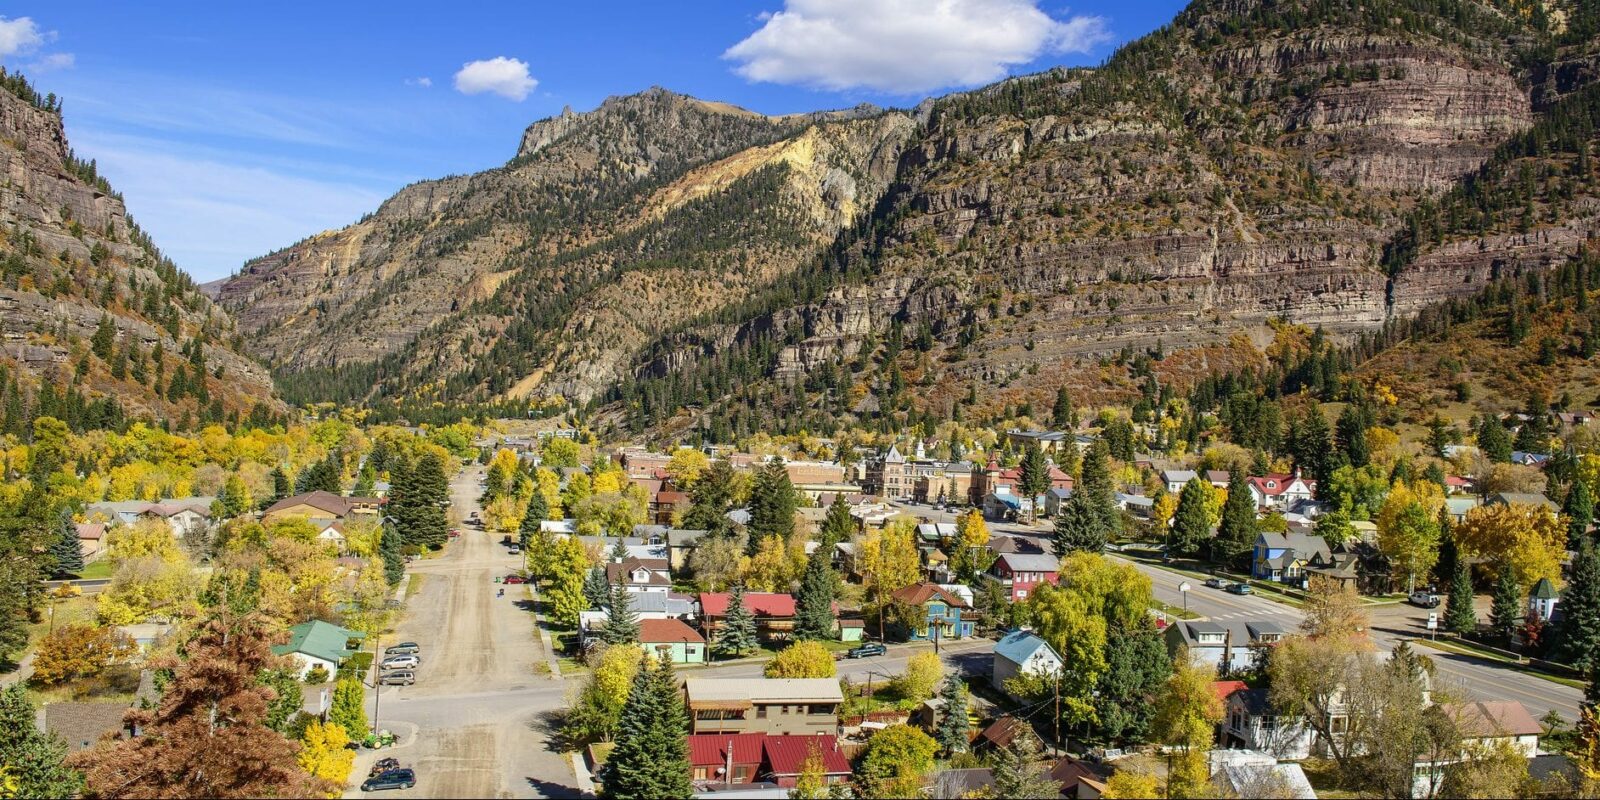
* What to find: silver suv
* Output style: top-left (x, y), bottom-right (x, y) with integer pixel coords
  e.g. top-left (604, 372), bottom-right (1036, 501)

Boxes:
top-left (378, 670), bottom-right (415, 686)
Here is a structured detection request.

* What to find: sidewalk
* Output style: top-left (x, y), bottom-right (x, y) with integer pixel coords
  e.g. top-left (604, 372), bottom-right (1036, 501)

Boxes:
top-left (528, 583), bottom-right (562, 679)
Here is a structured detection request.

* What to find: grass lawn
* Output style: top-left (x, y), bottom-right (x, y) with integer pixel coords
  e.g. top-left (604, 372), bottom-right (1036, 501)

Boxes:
top-left (77, 560), bottom-right (114, 580)
top-left (1412, 638), bottom-right (1586, 690)
top-left (1154, 600), bottom-right (1200, 620)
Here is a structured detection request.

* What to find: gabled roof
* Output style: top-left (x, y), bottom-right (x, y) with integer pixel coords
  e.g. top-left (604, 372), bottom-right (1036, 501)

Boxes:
top-left (763, 734), bottom-right (851, 776)
top-left (994, 630), bottom-right (1059, 666)
top-left (75, 522), bottom-right (106, 541)
top-left (43, 702), bottom-right (131, 752)
top-left (1443, 700), bottom-right (1542, 738)
top-left (1248, 474), bottom-right (1313, 497)
top-left (699, 592), bottom-right (796, 618)
top-left (264, 491), bottom-right (381, 518)
top-left (1211, 679), bottom-right (1249, 705)
top-left (270, 620), bottom-right (365, 664)
top-left (891, 582), bottom-right (970, 609)
top-left (639, 618), bottom-right (705, 644)
top-left (683, 678), bottom-right (843, 707)
top-left (687, 733), bottom-right (765, 768)
top-left (995, 552), bottom-right (1060, 574)
top-left (977, 715), bottom-right (1035, 749)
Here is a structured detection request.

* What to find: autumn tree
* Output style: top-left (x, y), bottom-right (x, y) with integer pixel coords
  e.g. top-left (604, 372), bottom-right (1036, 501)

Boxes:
top-left (296, 720), bottom-right (352, 795)
top-left (765, 640), bottom-right (836, 679)
top-left (1378, 498), bottom-right (1441, 593)
top-left (856, 725), bottom-right (937, 799)
top-left (328, 678), bottom-right (367, 742)
top-left (544, 535), bottom-right (591, 628)
top-left (1300, 574), bottom-right (1369, 641)
top-left (1153, 649), bottom-right (1222, 799)
top-left (563, 644), bottom-right (642, 745)
top-left (1101, 770), bottom-right (1159, 799)
top-left (952, 508), bottom-right (992, 579)
top-left (859, 520), bottom-right (921, 641)
top-left (665, 448), bottom-right (708, 490)
top-left (893, 652), bottom-right (943, 705)
top-left (69, 611), bottom-right (331, 798)
top-left (601, 655), bottom-right (692, 800)
top-left (30, 623), bottom-right (136, 686)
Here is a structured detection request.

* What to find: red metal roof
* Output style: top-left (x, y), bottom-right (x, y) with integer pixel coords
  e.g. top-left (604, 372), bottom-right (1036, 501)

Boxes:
top-left (891, 582), bottom-right (970, 609)
top-left (687, 734), bottom-right (766, 768)
top-left (763, 734), bottom-right (851, 776)
top-left (639, 618), bottom-right (705, 644)
top-left (1211, 679), bottom-right (1249, 704)
top-left (699, 592), bottom-right (796, 618)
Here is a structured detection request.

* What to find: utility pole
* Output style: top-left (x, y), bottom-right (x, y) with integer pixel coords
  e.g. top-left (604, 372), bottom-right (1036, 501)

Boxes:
top-left (1053, 670), bottom-right (1061, 757)
top-left (371, 635), bottom-right (382, 739)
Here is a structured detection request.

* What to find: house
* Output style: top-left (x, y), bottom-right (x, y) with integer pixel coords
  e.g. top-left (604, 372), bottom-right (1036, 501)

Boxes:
top-left (666, 528), bottom-right (710, 572)
top-left (1005, 429), bottom-right (1075, 455)
top-left (1161, 470), bottom-right (1199, 494)
top-left (992, 630), bottom-right (1064, 698)
top-left (1116, 492), bottom-right (1154, 519)
top-left (986, 535), bottom-right (1046, 557)
top-left (1209, 750), bottom-right (1316, 800)
top-left (653, 491), bottom-right (690, 524)
top-left (975, 715), bottom-right (1037, 752)
top-left (541, 519), bottom-right (578, 535)
top-left (270, 620), bottom-right (366, 679)
top-left (972, 459), bottom-right (1074, 508)
top-left (760, 734), bottom-right (851, 788)
top-left (579, 592), bottom-right (697, 641)
top-left (686, 733), bottom-right (851, 789)
top-left (1165, 619), bottom-right (1289, 674)
top-left (682, 678), bottom-right (843, 735)
top-left (86, 498), bottom-right (215, 539)
top-left (699, 592), bottom-right (800, 641)
top-left (1511, 451), bottom-right (1553, 468)
top-left (983, 491), bottom-right (1029, 521)
top-left (1252, 532), bottom-right (1332, 585)
top-left (1445, 496), bottom-right (1481, 523)
top-left (1051, 757), bottom-right (1110, 799)
top-left (262, 491), bottom-right (383, 523)
top-left (606, 558), bottom-right (672, 595)
top-left (1044, 487), bottom-right (1074, 517)
top-left (1485, 492), bottom-right (1557, 511)
top-left (1205, 470), bottom-right (1232, 489)
top-left (1247, 474), bottom-right (1316, 510)
top-left (986, 552), bottom-right (1062, 602)
top-left (1220, 686), bottom-right (1315, 760)
top-left (889, 583), bottom-right (974, 640)
top-left (313, 520), bottom-right (347, 551)
top-left (836, 619), bottom-right (865, 643)
top-left (915, 523), bottom-right (957, 546)
top-left (75, 522), bottom-right (106, 558)
top-left (639, 618), bottom-right (707, 664)
top-left (1415, 701), bottom-right (1542, 797)
top-left (42, 702), bottom-right (137, 752)
top-left (864, 445), bottom-right (913, 499)
top-left (1531, 578), bottom-right (1559, 621)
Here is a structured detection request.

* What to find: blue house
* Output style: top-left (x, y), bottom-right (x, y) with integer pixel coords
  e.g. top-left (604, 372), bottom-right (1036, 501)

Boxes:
top-left (1250, 532), bottom-right (1331, 585)
top-left (890, 582), bottom-right (974, 641)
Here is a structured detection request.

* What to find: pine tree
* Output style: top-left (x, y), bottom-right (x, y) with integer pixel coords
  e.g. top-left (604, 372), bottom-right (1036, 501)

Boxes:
top-left (1443, 546), bottom-right (1477, 636)
top-left (1080, 439), bottom-right (1118, 534)
top-left (601, 655), bottom-right (692, 800)
top-left (1214, 471), bottom-right (1257, 567)
top-left (819, 492), bottom-right (854, 547)
top-left (683, 460), bottom-right (735, 537)
top-left (1168, 479), bottom-right (1211, 557)
top-left (90, 315), bottom-right (115, 360)
top-left (747, 458), bottom-right (796, 553)
top-left (1489, 566), bottom-right (1523, 647)
top-left (0, 685), bottom-right (82, 798)
top-left (1052, 492), bottom-right (1104, 556)
top-left (1477, 414), bottom-right (1513, 464)
top-left (934, 677), bottom-right (970, 755)
top-left (1555, 540), bottom-right (1600, 669)
top-left (47, 507), bottom-right (83, 577)
top-left (793, 548), bottom-right (837, 641)
top-left (989, 730), bottom-right (1058, 799)
top-left (1018, 445), bottom-right (1051, 502)
top-left (1565, 479), bottom-right (1594, 550)
top-left (270, 467), bottom-right (291, 501)
top-left (582, 568), bottom-right (610, 611)
top-left (520, 489), bottom-right (549, 550)
top-left (716, 584), bottom-right (759, 658)
top-left (600, 583), bottom-right (639, 645)
top-left (1053, 386), bottom-right (1077, 430)
top-left (378, 520), bottom-right (404, 586)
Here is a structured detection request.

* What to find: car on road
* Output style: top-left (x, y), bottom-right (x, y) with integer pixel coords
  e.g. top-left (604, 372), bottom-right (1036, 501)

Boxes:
top-left (1225, 582), bottom-right (1253, 595)
top-left (1203, 577), bottom-right (1227, 589)
top-left (361, 768), bottom-right (416, 792)
top-left (385, 643), bottom-right (421, 655)
top-left (1408, 591), bottom-right (1441, 608)
top-left (378, 670), bottom-right (415, 686)
top-left (368, 758), bottom-right (400, 777)
top-left (508, 545), bottom-right (522, 555)
top-left (380, 655), bottom-right (420, 670)
top-left (844, 643), bottom-right (887, 659)
top-left (503, 574), bottom-right (527, 584)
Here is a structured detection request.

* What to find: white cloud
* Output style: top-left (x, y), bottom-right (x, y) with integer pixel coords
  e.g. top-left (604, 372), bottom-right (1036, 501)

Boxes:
top-left (29, 52), bottom-right (74, 72)
top-left (724, 0), bottom-right (1111, 95)
top-left (405, 76), bottom-right (433, 88)
top-left (453, 57), bottom-right (537, 101)
top-left (0, 16), bottom-right (46, 57)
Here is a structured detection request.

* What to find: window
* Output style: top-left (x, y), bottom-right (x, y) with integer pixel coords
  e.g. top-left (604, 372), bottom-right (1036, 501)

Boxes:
top-left (694, 768), bottom-right (707, 780)
top-left (756, 705), bottom-right (768, 719)
top-left (733, 766), bottom-right (750, 782)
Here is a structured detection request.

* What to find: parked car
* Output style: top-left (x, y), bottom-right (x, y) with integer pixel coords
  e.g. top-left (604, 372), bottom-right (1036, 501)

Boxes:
top-left (368, 758), bottom-right (400, 777)
top-left (845, 643), bottom-right (887, 659)
top-left (1408, 591), bottom-right (1441, 608)
top-left (508, 545), bottom-right (522, 555)
top-left (1225, 582), bottom-right (1253, 595)
top-left (378, 670), bottom-right (415, 686)
top-left (1203, 577), bottom-right (1227, 589)
top-left (385, 643), bottom-right (420, 655)
top-left (503, 574), bottom-right (527, 584)
top-left (361, 769), bottom-right (416, 792)
top-left (381, 655), bottom-right (420, 670)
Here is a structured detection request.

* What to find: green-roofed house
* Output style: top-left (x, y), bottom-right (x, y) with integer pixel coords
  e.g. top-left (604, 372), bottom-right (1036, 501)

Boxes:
top-left (1530, 578), bottom-right (1559, 622)
top-left (272, 620), bottom-right (367, 679)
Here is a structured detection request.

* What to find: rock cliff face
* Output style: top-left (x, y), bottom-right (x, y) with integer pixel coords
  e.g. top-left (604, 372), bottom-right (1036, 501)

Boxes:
top-left (0, 74), bottom-right (278, 422)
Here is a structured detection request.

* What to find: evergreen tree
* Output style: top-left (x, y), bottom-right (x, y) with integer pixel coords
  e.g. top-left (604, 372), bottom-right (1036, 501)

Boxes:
top-left (747, 458), bottom-right (796, 553)
top-left (1052, 493), bottom-right (1104, 556)
top-left (352, 463), bottom-right (377, 497)
top-left (1293, 405), bottom-right (1335, 489)
top-left (1168, 479), bottom-right (1211, 557)
top-left (1335, 403), bottom-right (1372, 468)
top-left (601, 655), bottom-right (692, 800)
top-left (0, 685), bottom-right (82, 798)
top-left (934, 677), bottom-right (970, 755)
top-left (988, 730), bottom-right (1058, 799)
top-left (270, 467), bottom-right (290, 501)
top-left (1477, 414), bottom-right (1513, 464)
top-left (520, 488), bottom-right (549, 550)
top-left (1018, 444), bottom-right (1051, 503)
top-left (1443, 546), bottom-right (1477, 636)
top-left (378, 521), bottom-right (404, 587)
top-left (600, 583), bottom-right (639, 646)
top-left (1213, 471), bottom-right (1257, 567)
top-left (90, 315), bottom-right (115, 361)
top-left (1554, 540), bottom-right (1600, 669)
top-left (1052, 386), bottom-right (1077, 430)
top-left (716, 584), bottom-right (759, 658)
top-left (582, 568), bottom-right (610, 611)
top-left (683, 461), bottom-right (735, 537)
top-left (1565, 479), bottom-right (1594, 550)
top-left (819, 492), bottom-right (854, 548)
top-left (793, 548), bottom-right (837, 641)
top-left (47, 507), bottom-right (84, 577)
top-left (1079, 439), bottom-right (1118, 534)
top-left (1094, 623), bottom-right (1170, 744)
top-left (1489, 566), bottom-right (1523, 646)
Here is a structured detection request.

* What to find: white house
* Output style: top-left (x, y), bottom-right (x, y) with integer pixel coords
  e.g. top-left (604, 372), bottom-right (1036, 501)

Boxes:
top-left (992, 630), bottom-right (1063, 699)
top-left (1161, 470), bottom-right (1198, 495)
top-left (605, 558), bottom-right (671, 595)
top-left (1247, 474), bottom-right (1316, 510)
top-left (1415, 701), bottom-right (1541, 797)
top-left (269, 620), bottom-right (365, 680)
top-left (1220, 686), bottom-right (1316, 760)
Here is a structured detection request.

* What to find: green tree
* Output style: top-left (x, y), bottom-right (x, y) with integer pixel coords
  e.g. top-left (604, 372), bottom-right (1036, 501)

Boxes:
top-left (90, 315), bottom-right (116, 360)
top-left (1489, 565), bottom-right (1523, 646)
top-left (47, 507), bottom-right (84, 577)
top-left (857, 725), bottom-right (937, 799)
top-left (1053, 386), bottom-right (1077, 429)
top-left (1080, 439), bottom-right (1118, 534)
top-left (582, 568), bottom-right (610, 611)
top-left (214, 473), bottom-right (251, 520)
top-left (1094, 623), bottom-right (1171, 745)
top-left (1443, 546), bottom-right (1477, 636)
top-left (1018, 445), bottom-right (1051, 503)
top-left (1052, 492), bottom-right (1104, 556)
top-left (328, 678), bottom-right (367, 741)
top-left (747, 458), bottom-right (796, 554)
top-left (989, 730), bottom-right (1060, 799)
top-left (520, 488), bottom-right (549, 551)
top-left (1477, 414), bottom-right (1513, 464)
top-left (1566, 479), bottom-right (1594, 549)
top-left (599, 583), bottom-right (640, 646)
top-left (378, 520), bottom-right (405, 586)
top-left (0, 685), bottom-right (82, 798)
top-left (819, 492), bottom-right (854, 548)
top-left (270, 467), bottom-right (291, 501)
top-left (1168, 479), bottom-right (1211, 557)
top-left (683, 461), bottom-right (735, 537)
top-left (716, 584), bottom-right (759, 658)
top-left (1378, 501), bottom-right (1441, 593)
top-left (260, 668), bottom-right (304, 733)
top-left (793, 547), bottom-right (837, 641)
top-left (934, 678), bottom-right (970, 755)
top-left (1213, 471), bottom-right (1257, 567)
top-left (601, 655), bottom-right (692, 800)
top-left (1554, 539), bottom-right (1600, 669)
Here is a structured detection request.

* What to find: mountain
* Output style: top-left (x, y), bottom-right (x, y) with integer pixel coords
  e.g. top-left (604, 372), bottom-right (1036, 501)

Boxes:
top-left (0, 71), bottom-right (280, 430)
top-left (222, 0), bottom-right (1600, 434)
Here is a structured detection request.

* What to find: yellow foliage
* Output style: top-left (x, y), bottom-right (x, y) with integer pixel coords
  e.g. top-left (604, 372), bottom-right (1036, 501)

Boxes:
top-left (1101, 770), bottom-right (1160, 799)
top-left (297, 720), bottom-right (353, 795)
top-left (1455, 503), bottom-right (1568, 590)
top-left (858, 520), bottom-right (922, 601)
top-left (764, 640), bottom-right (837, 679)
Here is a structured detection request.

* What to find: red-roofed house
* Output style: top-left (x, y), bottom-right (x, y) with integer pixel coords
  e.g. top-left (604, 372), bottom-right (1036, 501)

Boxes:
top-left (1211, 679), bottom-right (1249, 706)
top-left (987, 552), bottom-right (1062, 602)
top-left (653, 491), bottom-right (690, 525)
top-left (890, 583), bottom-right (974, 640)
top-left (699, 592), bottom-right (798, 641)
top-left (74, 523), bottom-right (106, 558)
top-left (762, 734), bottom-right (851, 787)
top-left (638, 618), bottom-right (706, 664)
top-left (686, 734), bottom-right (850, 789)
top-left (688, 734), bottom-right (766, 785)
top-left (1246, 473), bottom-right (1315, 510)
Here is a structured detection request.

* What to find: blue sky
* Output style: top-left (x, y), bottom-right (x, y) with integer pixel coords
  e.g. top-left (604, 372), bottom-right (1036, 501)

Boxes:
top-left (1, 1), bottom-right (1183, 282)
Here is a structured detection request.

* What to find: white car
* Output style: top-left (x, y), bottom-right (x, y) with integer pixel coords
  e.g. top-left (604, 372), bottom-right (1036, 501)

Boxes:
top-left (380, 655), bottom-right (420, 670)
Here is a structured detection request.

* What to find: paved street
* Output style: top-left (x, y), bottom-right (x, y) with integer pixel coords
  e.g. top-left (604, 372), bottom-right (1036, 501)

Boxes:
top-left (890, 501), bottom-right (1584, 722)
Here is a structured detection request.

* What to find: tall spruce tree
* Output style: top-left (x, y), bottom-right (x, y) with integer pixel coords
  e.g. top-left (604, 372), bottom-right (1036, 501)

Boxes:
top-left (747, 458), bottom-right (796, 554)
top-left (1079, 439), bottom-right (1117, 533)
top-left (1053, 386), bottom-right (1077, 430)
top-left (520, 489), bottom-right (549, 550)
top-left (600, 583), bottom-right (639, 646)
top-left (1443, 548), bottom-right (1477, 636)
top-left (934, 678), bottom-right (970, 755)
top-left (793, 548), bottom-right (837, 641)
top-left (0, 685), bottom-right (82, 798)
top-left (601, 655), bottom-right (692, 800)
top-left (1489, 566), bottom-right (1523, 646)
top-left (716, 584), bottom-right (759, 658)
top-left (1214, 471), bottom-right (1257, 568)
top-left (378, 521), bottom-right (404, 586)
top-left (819, 492), bottom-right (854, 548)
top-left (1477, 413), bottom-right (1513, 464)
top-left (270, 466), bottom-right (290, 501)
top-left (1018, 445), bottom-right (1051, 502)
top-left (1168, 479), bottom-right (1211, 557)
top-left (1555, 540), bottom-right (1600, 669)
top-left (582, 568), bottom-right (610, 611)
top-left (1094, 623), bottom-right (1171, 744)
top-left (1052, 493), bottom-right (1104, 556)
top-left (1565, 479), bottom-right (1594, 550)
top-left (47, 507), bottom-right (83, 577)
top-left (683, 461), bottom-right (734, 537)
